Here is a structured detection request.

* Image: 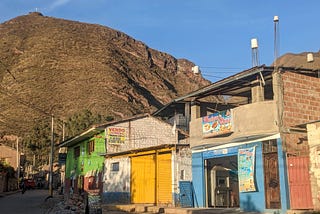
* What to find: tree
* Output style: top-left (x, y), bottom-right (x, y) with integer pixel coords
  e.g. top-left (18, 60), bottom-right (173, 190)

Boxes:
top-left (65, 109), bottom-right (113, 138)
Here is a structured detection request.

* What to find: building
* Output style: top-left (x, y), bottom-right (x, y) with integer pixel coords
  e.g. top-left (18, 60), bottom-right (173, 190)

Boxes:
top-left (155, 65), bottom-right (320, 213)
top-left (59, 125), bottom-right (106, 195)
top-left (0, 143), bottom-right (20, 192)
top-left (102, 114), bottom-right (191, 206)
top-left (59, 113), bottom-right (192, 207)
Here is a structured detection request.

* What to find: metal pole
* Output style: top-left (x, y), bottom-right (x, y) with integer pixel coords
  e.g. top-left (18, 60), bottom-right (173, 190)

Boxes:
top-left (16, 137), bottom-right (20, 188)
top-left (49, 115), bottom-right (54, 197)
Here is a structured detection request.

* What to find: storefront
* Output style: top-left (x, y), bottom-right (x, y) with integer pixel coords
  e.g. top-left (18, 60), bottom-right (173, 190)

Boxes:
top-left (192, 134), bottom-right (290, 213)
top-left (103, 144), bottom-right (191, 206)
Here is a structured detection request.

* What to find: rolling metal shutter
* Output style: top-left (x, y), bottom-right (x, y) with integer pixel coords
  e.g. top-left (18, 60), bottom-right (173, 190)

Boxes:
top-left (131, 154), bottom-right (156, 203)
top-left (157, 152), bottom-right (172, 204)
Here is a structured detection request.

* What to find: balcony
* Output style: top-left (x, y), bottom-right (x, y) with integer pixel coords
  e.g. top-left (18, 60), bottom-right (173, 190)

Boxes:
top-left (190, 100), bottom-right (279, 149)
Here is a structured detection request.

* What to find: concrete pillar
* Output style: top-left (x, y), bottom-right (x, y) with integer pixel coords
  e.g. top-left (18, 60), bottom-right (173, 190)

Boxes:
top-left (190, 101), bottom-right (200, 121)
top-left (251, 79), bottom-right (264, 103)
top-left (185, 102), bottom-right (190, 130)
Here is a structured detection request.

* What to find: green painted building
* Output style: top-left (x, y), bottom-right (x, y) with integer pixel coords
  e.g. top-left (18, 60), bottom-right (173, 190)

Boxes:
top-left (59, 126), bottom-right (106, 194)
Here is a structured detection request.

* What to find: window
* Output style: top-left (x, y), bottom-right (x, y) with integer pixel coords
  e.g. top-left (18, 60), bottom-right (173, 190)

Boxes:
top-left (263, 139), bottom-right (278, 154)
top-left (74, 146), bottom-right (80, 158)
top-left (111, 162), bottom-right (119, 172)
top-left (88, 140), bottom-right (95, 154)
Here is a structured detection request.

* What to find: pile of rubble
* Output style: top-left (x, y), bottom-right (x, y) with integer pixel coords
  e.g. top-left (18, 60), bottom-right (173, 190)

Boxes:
top-left (43, 194), bottom-right (87, 214)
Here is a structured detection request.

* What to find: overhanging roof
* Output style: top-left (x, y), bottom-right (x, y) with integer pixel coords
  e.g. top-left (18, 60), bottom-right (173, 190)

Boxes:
top-left (105, 144), bottom-right (189, 158)
top-left (58, 113), bottom-right (151, 148)
top-left (58, 113), bottom-right (189, 148)
top-left (289, 120), bottom-right (320, 133)
top-left (58, 126), bottom-right (104, 148)
top-left (153, 65), bottom-right (273, 116)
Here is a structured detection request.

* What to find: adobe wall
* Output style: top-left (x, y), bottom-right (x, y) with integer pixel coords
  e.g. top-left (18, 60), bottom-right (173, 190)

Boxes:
top-left (0, 145), bottom-right (17, 168)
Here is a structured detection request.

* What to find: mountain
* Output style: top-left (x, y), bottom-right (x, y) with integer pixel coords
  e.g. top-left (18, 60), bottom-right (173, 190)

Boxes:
top-left (0, 12), bottom-right (210, 138)
top-left (274, 51), bottom-right (320, 69)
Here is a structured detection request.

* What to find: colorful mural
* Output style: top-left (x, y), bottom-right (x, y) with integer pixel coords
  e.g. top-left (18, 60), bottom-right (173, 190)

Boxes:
top-left (238, 146), bottom-right (256, 192)
top-left (202, 110), bottom-right (233, 137)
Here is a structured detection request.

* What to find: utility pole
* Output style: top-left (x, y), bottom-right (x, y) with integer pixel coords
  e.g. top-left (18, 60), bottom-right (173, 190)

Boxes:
top-left (48, 115), bottom-right (54, 197)
top-left (16, 137), bottom-right (20, 187)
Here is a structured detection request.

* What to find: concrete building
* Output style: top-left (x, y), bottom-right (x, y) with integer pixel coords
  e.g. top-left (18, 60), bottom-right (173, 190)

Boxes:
top-left (102, 114), bottom-right (191, 206)
top-left (59, 114), bottom-right (192, 207)
top-left (59, 126), bottom-right (106, 196)
top-left (155, 66), bottom-right (320, 213)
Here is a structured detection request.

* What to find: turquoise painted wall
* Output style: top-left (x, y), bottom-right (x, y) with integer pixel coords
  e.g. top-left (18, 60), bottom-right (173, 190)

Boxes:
top-left (239, 142), bottom-right (265, 212)
top-left (277, 138), bottom-right (289, 212)
top-left (191, 152), bottom-right (205, 207)
top-left (65, 131), bottom-right (106, 179)
top-left (191, 139), bottom-right (289, 214)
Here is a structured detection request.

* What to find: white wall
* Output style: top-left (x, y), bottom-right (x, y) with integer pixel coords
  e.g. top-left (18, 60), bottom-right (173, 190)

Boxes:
top-left (103, 157), bottom-right (130, 193)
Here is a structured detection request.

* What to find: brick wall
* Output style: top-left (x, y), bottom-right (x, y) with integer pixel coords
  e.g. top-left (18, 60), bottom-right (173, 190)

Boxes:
top-left (282, 72), bottom-right (320, 127)
top-left (282, 72), bottom-right (320, 154)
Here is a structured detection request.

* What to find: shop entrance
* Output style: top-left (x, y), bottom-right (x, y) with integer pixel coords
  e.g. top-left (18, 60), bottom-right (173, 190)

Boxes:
top-left (206, 156), bottom-right (239, 208)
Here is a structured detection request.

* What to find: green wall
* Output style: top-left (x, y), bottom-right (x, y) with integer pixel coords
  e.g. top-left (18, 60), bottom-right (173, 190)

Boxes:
top-left (65, 131), bottom-right (106, 179)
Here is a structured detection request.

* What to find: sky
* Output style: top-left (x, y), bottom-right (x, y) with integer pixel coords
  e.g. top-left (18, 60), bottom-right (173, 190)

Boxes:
top-left (0, 0), bottom-right (319, 82)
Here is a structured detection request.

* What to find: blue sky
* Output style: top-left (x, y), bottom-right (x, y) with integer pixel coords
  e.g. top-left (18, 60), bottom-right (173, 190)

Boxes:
top-left (0, 0), bottom-right (319, 82)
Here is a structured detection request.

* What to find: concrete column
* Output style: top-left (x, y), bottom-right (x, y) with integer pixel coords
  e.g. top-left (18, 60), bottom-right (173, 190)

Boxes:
top-left (185, 102), bottom-right (190, 130)
top-left (190, 101), bottom-right (200, 121)
top-left (251, 79), bottom-right (264, 103)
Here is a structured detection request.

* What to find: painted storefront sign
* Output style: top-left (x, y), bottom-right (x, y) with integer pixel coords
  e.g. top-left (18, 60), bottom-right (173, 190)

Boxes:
top-left (238, 147), bottom-right (256, 192)
top-left (202, 110), bottom-right (232, 137)
top-left (107, 127), bottom-right (126, 144)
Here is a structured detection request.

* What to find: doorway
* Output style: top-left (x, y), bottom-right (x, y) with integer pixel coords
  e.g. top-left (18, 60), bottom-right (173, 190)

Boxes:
top-left (206, 156), bottom-right (239, 208)
top-left (263, 140), bottom-right (281, 209)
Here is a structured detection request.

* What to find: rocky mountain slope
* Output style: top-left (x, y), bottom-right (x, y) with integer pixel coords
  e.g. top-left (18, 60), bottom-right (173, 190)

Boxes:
top-left (274, 51), bottom-right (320, 69)
top-left (0, 12), bottom-right (210, 137)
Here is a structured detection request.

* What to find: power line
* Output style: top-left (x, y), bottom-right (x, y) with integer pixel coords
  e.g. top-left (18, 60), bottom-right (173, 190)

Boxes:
top-left (0, 84), bottom-right (51, 116)
top-left (199, 66), bottom-right (246, 70)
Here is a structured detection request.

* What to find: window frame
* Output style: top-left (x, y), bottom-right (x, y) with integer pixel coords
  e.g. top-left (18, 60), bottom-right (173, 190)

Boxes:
top-left (88, 140), bottom-right (95, 155)
top-left (74, 146), bottom-right (80, 158)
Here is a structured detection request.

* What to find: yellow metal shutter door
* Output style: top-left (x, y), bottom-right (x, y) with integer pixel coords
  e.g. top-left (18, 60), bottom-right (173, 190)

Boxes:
top-left (131, 154), bottom-right (155, 203)
top-left (157, 152), bottom-right (172, 205)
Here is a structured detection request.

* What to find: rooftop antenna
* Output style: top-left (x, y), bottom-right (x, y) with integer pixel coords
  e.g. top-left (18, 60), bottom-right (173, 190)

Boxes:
top-left (273, 15), bottom-right (280, 71)
top-left (251, 38), bottom-right (260, 67)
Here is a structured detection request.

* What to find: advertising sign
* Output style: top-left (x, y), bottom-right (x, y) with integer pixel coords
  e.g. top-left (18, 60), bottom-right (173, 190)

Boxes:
top-left (202, 110), bottom-right (233, 137)
top-left (107, 127), bottom-right (126, 144)
top-left (238, 146), bottom-right (256, 192)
